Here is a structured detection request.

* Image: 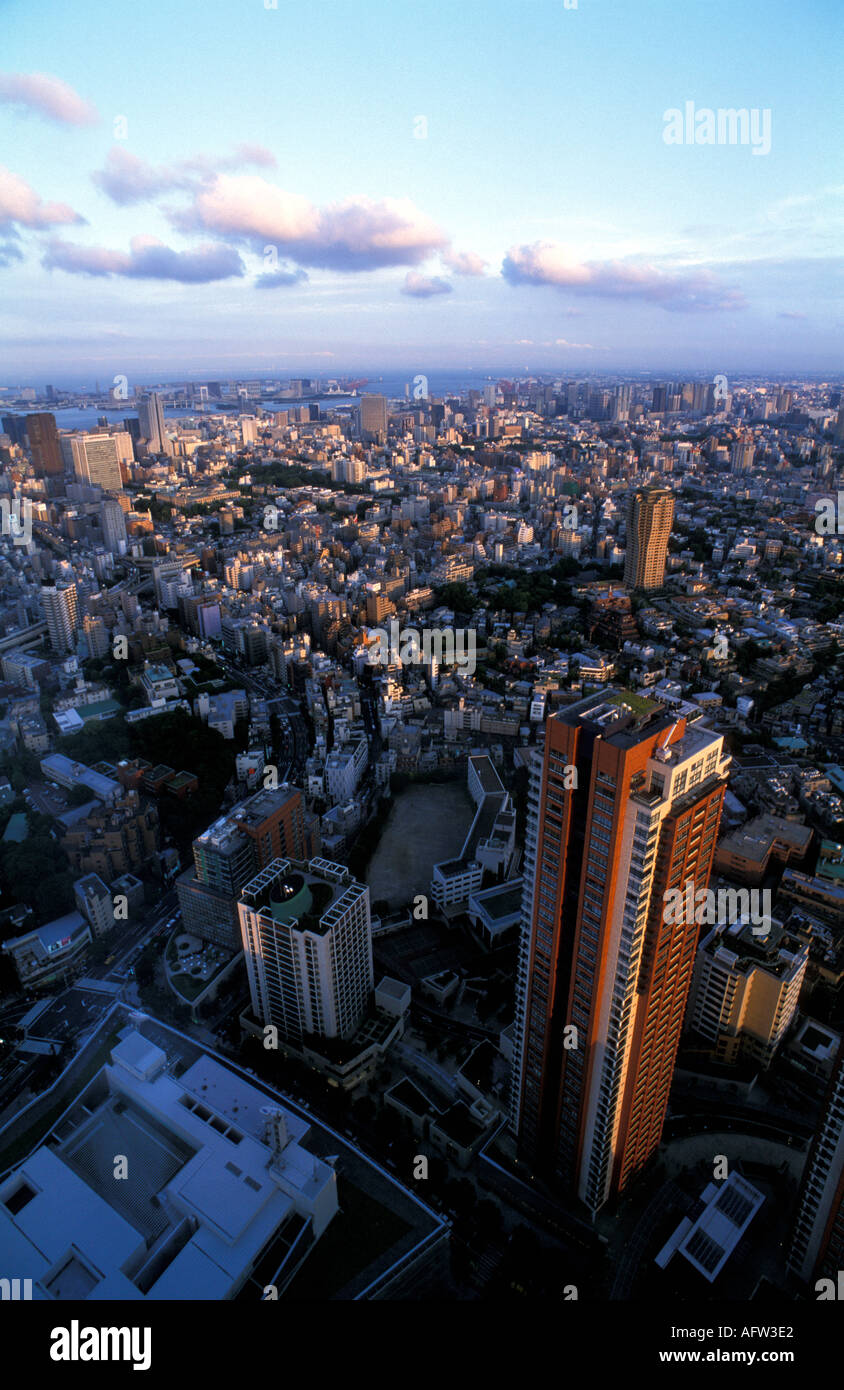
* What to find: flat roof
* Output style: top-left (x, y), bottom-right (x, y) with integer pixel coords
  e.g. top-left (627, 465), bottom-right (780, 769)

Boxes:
top-left (468, 754), bottom-right (504, 795)
top-left (678, 1174), bottom-right (764, 1283)
top-left (470, 878), bottom-right (523, 914)
top-left (2, 812), bottom-right (28, 843)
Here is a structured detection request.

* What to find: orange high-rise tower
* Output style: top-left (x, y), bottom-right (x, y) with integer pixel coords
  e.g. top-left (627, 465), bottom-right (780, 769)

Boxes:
top-left (511, 690), bottom-right (729, 1212)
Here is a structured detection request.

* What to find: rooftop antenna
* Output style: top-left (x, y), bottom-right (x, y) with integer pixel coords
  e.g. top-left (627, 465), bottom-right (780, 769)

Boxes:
top-left (260, 1104), bottom-right (289, 1169)
top-left (655, 719), bottom-right (680, 761)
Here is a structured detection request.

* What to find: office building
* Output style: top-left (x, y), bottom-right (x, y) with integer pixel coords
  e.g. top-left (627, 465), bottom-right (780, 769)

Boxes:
top-left (82, 613), bottom-right (110, 660)
top-left (178, 787), bottom-right (307, 948)
top-left (41, 580), bottom-right (79, 652)
top-left (40, 752), bottom-right (121, 803)
top-left (153, 561), bottom-right (192, 609)
top-left (510, 690), bottom-right (729, 1213)
top-left (100, 496), bottom-right (128, 554)
top-left (359, 394), bottom-right (387, 443)
top-left (137, 392), bottom-right (172, 456)
top-left (624, 487), bottom-right (674, 591)
top-left (789, 1042), bottom-right (844, 1288)
top-left (61, 433), bottom-right (127, 491)
top-left (239, 856), bottom-right (373, 1044)
top-left (686, 916), bottom-right (808, 1068)
top-left (0, 1029), bottom-right (339, 1299)
top-left (324, 736), bottom-right (369, 805)
top-left (25, 413), bottom-right (63, 477)
top-left (2, 415), bottom-right (29, 447)
top-left (730, 434), bottom-right (756, 474)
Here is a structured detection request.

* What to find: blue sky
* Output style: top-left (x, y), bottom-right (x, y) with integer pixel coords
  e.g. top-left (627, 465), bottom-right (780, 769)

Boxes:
top-left (1, 0), bottom-right (841, 384)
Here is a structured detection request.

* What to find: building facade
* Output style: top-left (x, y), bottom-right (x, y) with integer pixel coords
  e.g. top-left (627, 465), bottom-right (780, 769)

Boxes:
top-left (239, 857), bottom-right (373, 1044)
top-left (624, 487), bottom-right (675, 591)
top-left (510, 690), bottom-right (729, 1212)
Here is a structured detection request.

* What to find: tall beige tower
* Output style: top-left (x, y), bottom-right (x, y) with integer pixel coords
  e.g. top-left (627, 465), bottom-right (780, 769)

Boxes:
top-left (41, 581), bottom-right (79, 652)
top-left (624, 487), bottom-right (674, 591)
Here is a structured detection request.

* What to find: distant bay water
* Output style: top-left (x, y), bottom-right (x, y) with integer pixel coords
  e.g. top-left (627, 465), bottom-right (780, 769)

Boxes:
top-left (3, 370), bottom-right (506, 434)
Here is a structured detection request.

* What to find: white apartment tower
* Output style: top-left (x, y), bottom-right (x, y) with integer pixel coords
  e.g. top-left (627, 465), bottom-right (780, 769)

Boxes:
top-left (239, 857), bottom-right (373, 1044)
top-left (41, 580), bottom-right (79, 652)
top-left (789, 1042), bottom-right (844, 1286)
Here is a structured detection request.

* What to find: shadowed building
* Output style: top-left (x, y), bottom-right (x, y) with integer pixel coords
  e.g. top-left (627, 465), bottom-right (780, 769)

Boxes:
top-left (510, 689), bottom-right (729, 1213)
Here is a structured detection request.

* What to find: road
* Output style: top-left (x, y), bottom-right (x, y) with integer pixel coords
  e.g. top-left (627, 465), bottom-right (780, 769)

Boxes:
top-left (217, 656), bottom-right (310, 782)
top-left (0, 885), bottom-right (179, 1113)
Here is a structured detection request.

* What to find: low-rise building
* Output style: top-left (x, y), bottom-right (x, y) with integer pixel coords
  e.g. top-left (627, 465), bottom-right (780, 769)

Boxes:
top-left (3, 911), bottom-right (91, 990)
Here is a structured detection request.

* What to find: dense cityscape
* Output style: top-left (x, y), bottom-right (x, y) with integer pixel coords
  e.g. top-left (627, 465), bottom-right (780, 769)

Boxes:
top-left (1, 0), bottom-right (841, 1370)
top-left (0, 371), bottom-right (841, 1319)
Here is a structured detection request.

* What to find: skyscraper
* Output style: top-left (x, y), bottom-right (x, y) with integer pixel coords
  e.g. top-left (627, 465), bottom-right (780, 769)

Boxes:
top-left (730, 434), bottom-right (756, 473)
top-left (137, 392), bottom-right (172, 456)
top-left (510, 690), bottom-right (729, 1213)
top-left (239, 856), bottom-right (373, 1044)
top-left (359, 393), bottom-right (388, 443)
top-left (41, 580), bottom-right (79, 651)
top-left (2, 416), bottom-right (28, 448)
top-left (624, 486), bottom-right (674, 591)
top-left (788, 1042), bottom-right (844, 1289)
top-left (82, 613), bottom-right (110, 660)
top-left (62, 433), bottom-right (126, 491)
top-left (100, 496), bottom-right (128, 555)
top-left (25, 413), bottom-right (63, 477)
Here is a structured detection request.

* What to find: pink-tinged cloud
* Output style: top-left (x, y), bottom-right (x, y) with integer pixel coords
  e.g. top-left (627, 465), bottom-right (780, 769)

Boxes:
top-left (0, 72), bottom-right (98, 126)
top-left (42, 235), bottom-right (244, 282)
top-left (502, 241), bottom-right (746, 312)
top-left (442, 248), bottom-right (488, 276)
top-left (173, 174), bottom-right (449, 271)
top-left (401, 271), bottom-right (453, 297)
top-left (92, 145), bottom-right (277, 205)
top-left (0, 166), bottom-right (83, 231)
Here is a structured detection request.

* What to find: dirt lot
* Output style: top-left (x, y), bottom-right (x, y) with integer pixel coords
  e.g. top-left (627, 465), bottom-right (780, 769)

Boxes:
top-left (365, 782), bottom-right (474, 909)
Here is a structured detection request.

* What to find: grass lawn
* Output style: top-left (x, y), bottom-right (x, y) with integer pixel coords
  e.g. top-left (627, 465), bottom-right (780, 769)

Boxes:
top-left (286, 1177), bottom-right (411, 1299)
top-left (171, 972), bottom-right (208, 1001)
top-left (608, 688), bottom-right (658, 717)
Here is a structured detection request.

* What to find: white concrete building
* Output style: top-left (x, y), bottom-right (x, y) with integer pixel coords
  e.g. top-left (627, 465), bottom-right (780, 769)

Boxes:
top-left (324, 736), bottom-right (368, 806)
top-left (0, 1030), bottom-right (338, 1299)
top-left (239, 857), bottom-right (373, 1043)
